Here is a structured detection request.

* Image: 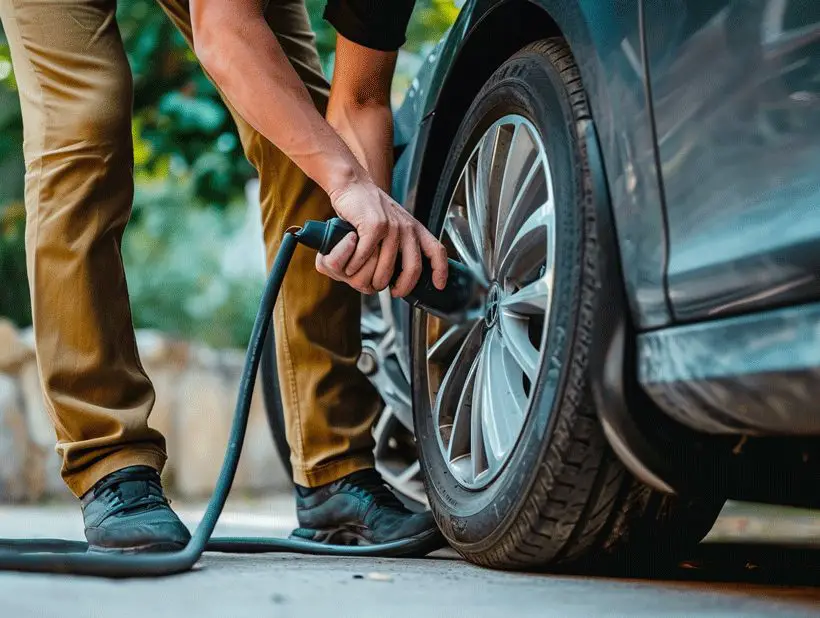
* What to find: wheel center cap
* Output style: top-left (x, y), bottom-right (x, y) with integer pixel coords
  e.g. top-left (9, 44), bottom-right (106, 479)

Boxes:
top-left (485, 283), bottom-right (501, 327)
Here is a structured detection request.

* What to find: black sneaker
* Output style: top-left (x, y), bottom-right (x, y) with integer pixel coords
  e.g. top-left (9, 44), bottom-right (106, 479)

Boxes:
top-left (291, 468), bottom-right (444, 556)
top-left (81, 466), bottom-right (191, 553)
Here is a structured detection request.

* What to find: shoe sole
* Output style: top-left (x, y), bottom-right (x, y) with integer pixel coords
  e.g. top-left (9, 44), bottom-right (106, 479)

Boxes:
top-left (86, 541), bottom-right (188, 555)
top-left (289, 526), bottom-right (446, 558)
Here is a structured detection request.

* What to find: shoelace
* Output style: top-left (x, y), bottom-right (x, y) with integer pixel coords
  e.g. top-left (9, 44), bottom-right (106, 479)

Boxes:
top-left (342, 470), bottom-right (407, 512)
top-left (92, 468), bottom-right (169, 520)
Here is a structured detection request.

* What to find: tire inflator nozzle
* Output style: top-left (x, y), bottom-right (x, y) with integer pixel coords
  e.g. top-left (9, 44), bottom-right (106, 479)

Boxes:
top-left (295, 218), bottom-right (479, 321)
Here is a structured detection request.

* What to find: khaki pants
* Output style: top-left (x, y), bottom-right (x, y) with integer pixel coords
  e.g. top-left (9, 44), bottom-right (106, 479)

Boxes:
top-left (0, 0), bottom-right (380, 496)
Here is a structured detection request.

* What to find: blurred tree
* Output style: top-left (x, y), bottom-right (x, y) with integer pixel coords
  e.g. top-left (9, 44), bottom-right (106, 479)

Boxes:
top-left (0, 1), bottom-right (459, 343)
top-left (0, 32), bottom-right (29, 325)
top-left (119, 0), bottom-right (255, 210)
top-left (0, 201), bottom-right (28, 326)
top-left (406, 0), bottom-right (461, 53)
top-left (0, 38), bottom-right (22, 207)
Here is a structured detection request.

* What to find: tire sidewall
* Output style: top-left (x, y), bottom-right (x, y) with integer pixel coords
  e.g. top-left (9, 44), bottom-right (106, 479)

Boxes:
top-left (413, 47), bottom-right (588, 548)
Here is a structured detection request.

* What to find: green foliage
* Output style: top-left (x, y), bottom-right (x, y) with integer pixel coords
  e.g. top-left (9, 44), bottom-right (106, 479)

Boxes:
top-left (0, 2), bottom-right (459, 345)
top-left (0, 34), bottom-right (27, 324)
top-left (0, 203), bottom-right (30, 326)
top-left (124, 183), bottom-right (261, 348)
top-left (0, 36), bottom-right (23, 207)
top-left (305, 0), bottom-right (338, 73)
top-left (118, 0), bottom-right (255, 210)
top-left (407, 0), bottom-right (461, 53)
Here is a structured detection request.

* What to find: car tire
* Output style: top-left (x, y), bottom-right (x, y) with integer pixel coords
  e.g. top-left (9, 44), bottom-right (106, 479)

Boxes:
top-left (412, 38), bottom-right (722, 570)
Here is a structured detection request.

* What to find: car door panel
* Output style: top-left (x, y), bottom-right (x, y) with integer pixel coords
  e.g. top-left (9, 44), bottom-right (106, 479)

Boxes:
top-left (643, 0), bottom-right (820, 321)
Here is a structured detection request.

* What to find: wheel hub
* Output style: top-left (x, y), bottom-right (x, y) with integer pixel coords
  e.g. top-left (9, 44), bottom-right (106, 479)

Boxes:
top-left (484, 283), bottom-right (501, 327)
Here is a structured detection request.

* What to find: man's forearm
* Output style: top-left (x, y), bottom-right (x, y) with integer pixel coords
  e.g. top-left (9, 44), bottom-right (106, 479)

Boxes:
top-left (192, 4), bottom-right (367, 197)
top-left (325, 35), bottom-right (398, 193)
top-left (327, 102), bottom-right (394, 193)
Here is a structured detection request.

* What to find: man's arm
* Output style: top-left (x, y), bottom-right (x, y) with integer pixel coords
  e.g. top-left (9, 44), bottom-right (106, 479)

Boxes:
top-left (325, 35), bottom-right (396, 192)
top-left (191, 1), bottom-right (357, 201)
top-left (190, 0), bottom-right (447, 295)
top-left (319, 35), bottom-right (423, 296)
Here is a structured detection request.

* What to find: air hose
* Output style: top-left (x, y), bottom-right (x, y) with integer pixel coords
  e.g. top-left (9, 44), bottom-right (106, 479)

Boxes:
top-left (0, 219), bottom-right (477, 578)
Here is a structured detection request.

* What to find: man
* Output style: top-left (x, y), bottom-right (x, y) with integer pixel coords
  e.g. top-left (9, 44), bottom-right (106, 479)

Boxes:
top-left (0, 0), bottom-right (448, 553)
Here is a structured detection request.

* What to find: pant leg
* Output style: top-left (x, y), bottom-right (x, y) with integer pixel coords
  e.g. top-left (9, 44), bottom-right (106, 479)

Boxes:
top-left (156, 0), bottom-right (380, 487)
top-left (0, 0), bottom-right (167, 497)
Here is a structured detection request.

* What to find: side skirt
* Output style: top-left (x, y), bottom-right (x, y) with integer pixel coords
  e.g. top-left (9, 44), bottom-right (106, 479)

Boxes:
top-left (639, 301), bottom-right (820, 436)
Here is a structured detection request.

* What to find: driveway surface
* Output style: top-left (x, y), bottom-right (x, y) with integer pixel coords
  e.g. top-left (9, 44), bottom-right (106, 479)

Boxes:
top-left (0, 497), bottom-right (818, 617)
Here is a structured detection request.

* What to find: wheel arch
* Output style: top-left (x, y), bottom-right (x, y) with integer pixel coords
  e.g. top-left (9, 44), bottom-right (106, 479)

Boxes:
top-left (411, 0), bottom-right (609, 226)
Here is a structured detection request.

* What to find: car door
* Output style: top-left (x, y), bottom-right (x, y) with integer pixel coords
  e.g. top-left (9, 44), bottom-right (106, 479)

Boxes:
top-left (642, 0), bottom-right (820, 321)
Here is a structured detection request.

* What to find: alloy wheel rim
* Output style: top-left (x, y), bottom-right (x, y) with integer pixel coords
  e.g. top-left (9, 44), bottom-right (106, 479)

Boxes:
top-left (425, 115), bottom-right (556, 490)
top-left (360, 291), bottom-right (428, 506)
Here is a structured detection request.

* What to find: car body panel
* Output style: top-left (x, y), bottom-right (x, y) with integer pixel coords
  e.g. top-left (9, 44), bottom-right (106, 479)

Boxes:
top-left (644, 0), bottom-right (820, 321)
top-left (393, 0), bottom-right (673, 328)
top-left (638, 299), bottom-right (820, 434)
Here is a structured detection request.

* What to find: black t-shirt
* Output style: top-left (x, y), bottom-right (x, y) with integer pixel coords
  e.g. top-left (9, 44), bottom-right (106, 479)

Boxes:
top-left (324, 0), bottom-right (416, 51)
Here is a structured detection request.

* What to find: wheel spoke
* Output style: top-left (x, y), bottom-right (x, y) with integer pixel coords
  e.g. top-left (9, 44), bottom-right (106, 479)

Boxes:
top-left (497, 201), bottom-right (552, 282)
top-left (444, 207), bottom-right (487, 284)
top-left (396, 460), bottom-right (421, 484)
top-left (477, 328), bottom-right (528, 465)
top-left (361, 293), bottom-right (389, 336)
top-left (469, 125), bottom-right (500, 274)
top-left (371, 407), bottom-right (393, 454)
top-left (468, 344), bottom-right (490, 480)
top-left (501, 276), bottom-right (551, 316)
top-left (360, 312), bottom-right (386, 336)
top-left (499, 277), bottom-right (550, 382)
top-left (432, 320), bottom-right (484, 429)
top-left (499, 316), bottom-right (539, 381)
top-left (377, 290), bottom-right (394, 330)
top-left (496, 123), bottom-right (541, 250)
top-left (499, 123), bottom-right (539, 208)
top-left (497, 275), bottom-right (551, 383)
top-left (496, 157), bottom-right (546, 266)
top-left (427, 321), bottom-right (477, 364)
top-left (446, 354), bottom-right (479, 465)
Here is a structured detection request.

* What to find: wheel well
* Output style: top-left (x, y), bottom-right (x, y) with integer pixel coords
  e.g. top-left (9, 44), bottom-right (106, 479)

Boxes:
top-left (415, 0), bottom-right (561, 224)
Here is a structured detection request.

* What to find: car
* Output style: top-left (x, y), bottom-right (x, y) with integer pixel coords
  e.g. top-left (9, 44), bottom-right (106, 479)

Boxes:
top-left (263, 0), bottom-right (820, 570)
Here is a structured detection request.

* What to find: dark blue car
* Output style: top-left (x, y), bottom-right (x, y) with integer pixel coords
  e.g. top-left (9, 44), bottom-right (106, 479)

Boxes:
top-left (266, 0), bottom-right (820, 570)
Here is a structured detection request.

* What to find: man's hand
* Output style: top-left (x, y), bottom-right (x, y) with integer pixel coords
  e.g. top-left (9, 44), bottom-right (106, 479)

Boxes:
top-left (316, 181), bottom-right (449, 297)
top-left (315, 34), bottom-right (448, 298)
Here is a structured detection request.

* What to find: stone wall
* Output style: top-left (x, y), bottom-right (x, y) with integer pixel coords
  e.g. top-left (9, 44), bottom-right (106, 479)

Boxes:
top-left (0, 319), bottom-right (290, 503)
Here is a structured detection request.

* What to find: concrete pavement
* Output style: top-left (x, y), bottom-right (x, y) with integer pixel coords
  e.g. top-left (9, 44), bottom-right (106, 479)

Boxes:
top-left (0, 497), bottom-right (818, 617)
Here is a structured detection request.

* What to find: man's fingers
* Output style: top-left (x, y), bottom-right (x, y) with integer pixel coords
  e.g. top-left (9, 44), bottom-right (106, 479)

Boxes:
top-left (372, 219), bottom-right (401, 291)
top-left (345, 217), bottom-right (388, 277)
top-left (316, 233), bottom-right (379, 295)
top-left (316, 232), bottom-right (357, 278)
top-left (392, 228), bottom-right (423, 298)
top-left (316, 222), bottom-right (448, 298)
top-left (418, 226), bottom-right (449, 290)
top-left (349, 251), bottom-right (380, 295)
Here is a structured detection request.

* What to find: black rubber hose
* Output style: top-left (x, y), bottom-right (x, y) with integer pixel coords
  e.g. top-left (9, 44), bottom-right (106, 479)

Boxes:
top-left (0, 230), bottom-right (444, 577)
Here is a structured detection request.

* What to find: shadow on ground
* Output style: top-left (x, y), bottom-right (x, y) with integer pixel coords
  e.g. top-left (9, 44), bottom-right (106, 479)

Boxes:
top-left (496, 542), bottom-right (820, 596)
